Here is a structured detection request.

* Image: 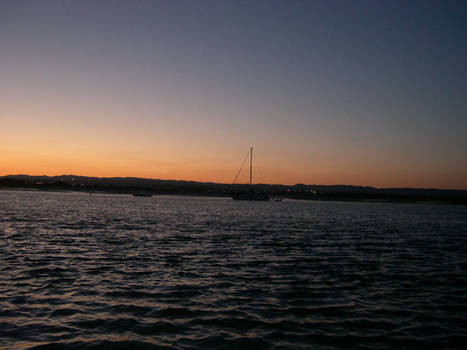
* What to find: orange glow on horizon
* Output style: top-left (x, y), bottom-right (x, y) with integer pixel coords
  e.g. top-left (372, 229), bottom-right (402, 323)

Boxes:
top-left (1, 109), bottom-right (465, 190)
top-left (2, 147), bottom-right (465, 190)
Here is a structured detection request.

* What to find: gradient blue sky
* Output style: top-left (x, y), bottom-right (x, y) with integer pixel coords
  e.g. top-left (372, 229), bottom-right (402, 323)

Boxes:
top-left (1, 0), bottom-right (466, 188)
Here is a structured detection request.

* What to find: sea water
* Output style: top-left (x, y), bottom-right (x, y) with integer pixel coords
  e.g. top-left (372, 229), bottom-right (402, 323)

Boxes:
top-left (0, 190), bottom-right (466, 349)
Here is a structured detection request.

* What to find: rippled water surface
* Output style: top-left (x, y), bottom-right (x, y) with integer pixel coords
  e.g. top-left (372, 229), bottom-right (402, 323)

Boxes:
top-left (1, 190), bottom-right (466, 349)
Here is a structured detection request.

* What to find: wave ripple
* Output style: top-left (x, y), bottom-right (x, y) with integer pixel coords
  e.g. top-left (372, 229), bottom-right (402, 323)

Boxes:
top-left (1, 191), bottom-right (466, 349)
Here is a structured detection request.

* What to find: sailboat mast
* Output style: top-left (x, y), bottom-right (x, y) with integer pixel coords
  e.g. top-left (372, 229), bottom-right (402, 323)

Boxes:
top-left (249, 147), bottom-right (253, 186)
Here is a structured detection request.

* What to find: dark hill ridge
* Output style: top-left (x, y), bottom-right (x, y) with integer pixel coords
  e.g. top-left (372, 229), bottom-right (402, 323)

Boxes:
top-left (1, 175), bottom-right (466, 204)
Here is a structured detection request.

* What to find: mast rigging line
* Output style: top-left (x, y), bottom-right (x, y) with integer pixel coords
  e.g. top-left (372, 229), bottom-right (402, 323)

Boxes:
top-left (232, 149), bottom-right (251, 185)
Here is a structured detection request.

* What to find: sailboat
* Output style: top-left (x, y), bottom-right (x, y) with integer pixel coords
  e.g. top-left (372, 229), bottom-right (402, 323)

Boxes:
top-left (231, 147), bottom-right (270, 201)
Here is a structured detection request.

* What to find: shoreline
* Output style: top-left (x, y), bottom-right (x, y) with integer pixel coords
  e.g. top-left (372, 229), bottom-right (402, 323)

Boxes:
top-left (1, 186), bottom-right (465, 205)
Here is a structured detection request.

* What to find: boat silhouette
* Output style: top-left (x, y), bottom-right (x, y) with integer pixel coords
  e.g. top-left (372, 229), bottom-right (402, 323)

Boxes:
top-left (231, 147), bottom-right (269, 201)
top-left (132, 192), bottom-right (152, 197)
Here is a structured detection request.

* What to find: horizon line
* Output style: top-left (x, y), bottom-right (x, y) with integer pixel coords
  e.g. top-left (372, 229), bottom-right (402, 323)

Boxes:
top-left (1, 173), bottom-right (466, 192)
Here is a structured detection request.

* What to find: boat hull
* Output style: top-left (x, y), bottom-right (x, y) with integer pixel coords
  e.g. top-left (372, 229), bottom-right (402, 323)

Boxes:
top-left (232, 192), bottom-right (269, 201)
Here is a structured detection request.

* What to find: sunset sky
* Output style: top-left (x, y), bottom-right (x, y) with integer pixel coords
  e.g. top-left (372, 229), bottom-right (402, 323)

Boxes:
top-left (1, 0), bottom-right (466, 189)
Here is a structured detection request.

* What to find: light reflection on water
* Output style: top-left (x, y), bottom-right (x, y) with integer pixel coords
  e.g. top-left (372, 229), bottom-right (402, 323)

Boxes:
top-left (0, 190), bottom-right (466, 349)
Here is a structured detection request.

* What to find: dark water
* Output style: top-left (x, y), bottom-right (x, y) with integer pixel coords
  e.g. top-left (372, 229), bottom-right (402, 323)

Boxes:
top-left (1, 190), bottom-right (466, 350)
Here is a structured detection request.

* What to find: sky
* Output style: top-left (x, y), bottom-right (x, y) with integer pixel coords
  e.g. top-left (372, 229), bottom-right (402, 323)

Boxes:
top-left (1, 0), bottom-right (466, 189)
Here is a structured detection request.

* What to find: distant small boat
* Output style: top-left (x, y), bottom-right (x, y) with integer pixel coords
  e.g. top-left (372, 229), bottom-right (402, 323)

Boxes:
top-left (232, 147), bottom-right (269, 201)
top-left (132, 193), bottom-right (152, 197)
